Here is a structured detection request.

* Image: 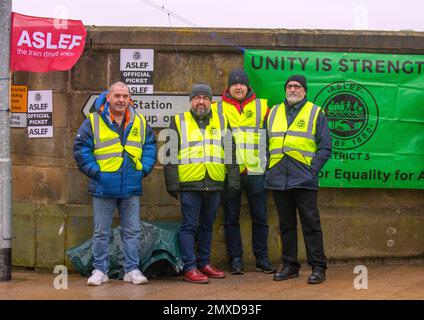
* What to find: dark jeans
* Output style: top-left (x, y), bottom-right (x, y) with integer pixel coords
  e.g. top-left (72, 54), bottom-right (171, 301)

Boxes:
top-left (222, 174), bottom-right (269, 261)
top-left (179, 191), bottom-right (221, 272)
top-left (272, 189), bottom-right (327, 270)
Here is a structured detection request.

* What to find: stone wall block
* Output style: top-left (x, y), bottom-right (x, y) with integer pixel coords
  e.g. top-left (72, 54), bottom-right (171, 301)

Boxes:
top-left (142, 167), bottom-right (177, 205)
top-left (33, 167), bottom-right (67, 204)
top-left (28, 71), bottom-right (68, 91)
top-left (12, 166), bottom-right (33, 202)
top-left (12, 202), bottom-right (38, 267)
top-left (52, 92), bottom-right (68, 128)
top-left (12, 128), bottom-right (67, 167)
top-left (64, 205), bottom-right (94, 271)
top-left (35, 205), bottom-right (66, 269)
top-left (67, 168), bottom-right (91, 205)
top-left (72, 54), bottom-right (109, 91)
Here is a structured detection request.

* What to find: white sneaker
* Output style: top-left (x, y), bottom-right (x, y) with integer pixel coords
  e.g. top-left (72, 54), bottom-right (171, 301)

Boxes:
top-left (123, 269), bottom-right (148, 285)
top-left (87, 269), bottom-right (109, 286)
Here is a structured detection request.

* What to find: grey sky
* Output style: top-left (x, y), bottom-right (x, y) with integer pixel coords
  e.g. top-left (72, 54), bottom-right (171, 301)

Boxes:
top-left (12, 0), bottom-right (424, 31)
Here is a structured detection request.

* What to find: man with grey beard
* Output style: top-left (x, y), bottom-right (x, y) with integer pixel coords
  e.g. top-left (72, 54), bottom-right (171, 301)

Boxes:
top-left (265, 75), bottom-right (332, 284)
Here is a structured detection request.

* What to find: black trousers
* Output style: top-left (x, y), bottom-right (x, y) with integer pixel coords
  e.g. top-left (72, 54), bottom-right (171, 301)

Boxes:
top-left (272, 189), bottom-right (327, 270)
top-left (222, 175), bottom-right (269, 261)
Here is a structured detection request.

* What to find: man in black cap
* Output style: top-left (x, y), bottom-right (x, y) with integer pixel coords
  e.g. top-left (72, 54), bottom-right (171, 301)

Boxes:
top-left (164, 82), bottom-right (240, 284)
top-left (266, 74), bottom-right (332, 284)
top-left (212, 69), bottom-right (276, 275)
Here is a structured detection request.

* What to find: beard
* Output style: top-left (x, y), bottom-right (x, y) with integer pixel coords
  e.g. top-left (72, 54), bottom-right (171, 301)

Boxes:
top-left (286, 94), bottom-right (303, 106)
top-left (192, 104), bottom-right (210, 117)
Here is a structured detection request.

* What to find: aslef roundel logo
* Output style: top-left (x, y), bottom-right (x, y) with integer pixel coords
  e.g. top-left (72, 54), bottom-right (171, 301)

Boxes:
top-left (132, 51), bottom-right (142, 60)
top-left (34, 92), bottom-right (42, 102)
top-left (314, 81), bottom-right (379, 150)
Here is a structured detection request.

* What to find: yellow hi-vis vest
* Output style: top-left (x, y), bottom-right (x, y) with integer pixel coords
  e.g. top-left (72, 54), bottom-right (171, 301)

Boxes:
top-left (212, 98), bottom-right (268, 173)
top-left (175, 111), bottom-right (227, 182)
top-left (267, 101), bottom-right (321, 169)
top-left (89, 111), bottom-right (146, 172)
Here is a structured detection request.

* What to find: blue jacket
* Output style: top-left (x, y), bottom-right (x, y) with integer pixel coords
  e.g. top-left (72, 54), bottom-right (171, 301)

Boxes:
top-left (73, 91), bottom-right (157, 198)
top-left (265, 97), bottom-right (332, 191)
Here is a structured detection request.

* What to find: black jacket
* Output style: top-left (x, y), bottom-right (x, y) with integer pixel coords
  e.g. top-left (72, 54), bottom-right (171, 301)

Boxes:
top-left (265, 97), bottom-right (332, 191)
top-left (164, 109), bottom-right (240, 192)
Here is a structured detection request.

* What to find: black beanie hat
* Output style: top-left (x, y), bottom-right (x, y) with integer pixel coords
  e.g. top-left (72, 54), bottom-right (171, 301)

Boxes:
top-left (228, 68), bottom-right (249, 87)
top-left (285, 74), bottom-right (307, 92)
top-left (189, 81), bottom-right (213, 101)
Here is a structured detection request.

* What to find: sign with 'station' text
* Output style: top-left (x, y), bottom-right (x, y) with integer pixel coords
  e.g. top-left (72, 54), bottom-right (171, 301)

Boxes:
top-left (244, 49), bottom-right (424, 189)
top-left (81, 94), bottom-right (220, 127)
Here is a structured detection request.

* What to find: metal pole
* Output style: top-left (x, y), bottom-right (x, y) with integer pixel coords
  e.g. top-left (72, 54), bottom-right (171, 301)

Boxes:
top-left (0, 0), bottom-right (12, 281)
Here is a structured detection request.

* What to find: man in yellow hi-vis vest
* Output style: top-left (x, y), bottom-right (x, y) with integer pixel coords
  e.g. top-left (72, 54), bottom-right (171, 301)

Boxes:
top-left (164, 82), bottom-right (240, 284)
top-left (211, 69), bottom-right (276, 275)
top-left (266, 75), bottom-right (332, 284)
top-left (74, 82), bottom-right (157, 286)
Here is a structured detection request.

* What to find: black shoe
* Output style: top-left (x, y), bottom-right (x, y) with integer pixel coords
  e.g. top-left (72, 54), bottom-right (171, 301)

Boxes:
top-left (273, 266), bottom-right (299, 281)
top-left (307, 267), bottom-right (326, 284)
top-left (230, 257), bottom-right (244, 275)
top-left (256, 259), bottom-right (276, 274)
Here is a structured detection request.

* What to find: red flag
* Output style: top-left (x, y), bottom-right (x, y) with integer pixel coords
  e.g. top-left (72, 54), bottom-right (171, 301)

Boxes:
top-left (10, 12), bottom-right (87, 72)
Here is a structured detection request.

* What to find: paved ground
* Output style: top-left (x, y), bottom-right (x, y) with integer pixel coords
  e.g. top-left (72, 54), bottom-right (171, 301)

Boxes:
top-left (1, 262), bottom-right (423, 300)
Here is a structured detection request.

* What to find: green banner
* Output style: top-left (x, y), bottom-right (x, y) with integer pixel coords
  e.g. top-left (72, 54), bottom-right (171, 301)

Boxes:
top-left (244, 49), bottom-right (424, 189)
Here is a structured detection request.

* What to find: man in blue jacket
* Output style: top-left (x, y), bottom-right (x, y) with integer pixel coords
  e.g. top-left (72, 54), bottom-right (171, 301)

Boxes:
top-left (266, 75), bottom-right (332, 284)
top-left (73, 81), bottom-right (156, 286)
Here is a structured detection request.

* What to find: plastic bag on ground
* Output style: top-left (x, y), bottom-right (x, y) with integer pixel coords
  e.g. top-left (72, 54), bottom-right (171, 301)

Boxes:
top-left (67, 221), bottom-right (183, 279)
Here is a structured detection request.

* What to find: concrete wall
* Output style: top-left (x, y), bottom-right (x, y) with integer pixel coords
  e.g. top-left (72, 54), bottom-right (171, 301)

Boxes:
top-left (11, 27), bottom-right (424, 271)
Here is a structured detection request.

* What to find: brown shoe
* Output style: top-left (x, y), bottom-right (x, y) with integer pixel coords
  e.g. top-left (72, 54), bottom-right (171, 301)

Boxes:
top-left (199, 264), bottom-right (226, 279)
top-left (183, 269), bottom-right (209, 284)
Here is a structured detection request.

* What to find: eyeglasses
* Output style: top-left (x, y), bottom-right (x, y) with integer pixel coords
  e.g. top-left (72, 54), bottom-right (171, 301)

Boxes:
top-left (286, 84), bottom-right (303, 90)
top-left (192, 95), bottom-right (211, 102)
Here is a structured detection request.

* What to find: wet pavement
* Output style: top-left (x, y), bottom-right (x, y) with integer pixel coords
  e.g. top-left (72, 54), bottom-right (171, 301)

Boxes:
top-left (1, 262), bottom-right (423, 300)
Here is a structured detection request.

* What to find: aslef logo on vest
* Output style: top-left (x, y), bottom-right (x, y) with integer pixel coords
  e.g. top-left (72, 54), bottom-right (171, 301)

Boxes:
top-left (245, 110), bottom-right (253, 118)
top-left (296, 119), bottom-right (305, 128)
top-left (314, 81), bottom-right (379, 150)
top-left (209, 127), bottom-right (218, 135)
top-left (132, 127), bottom-right (139, 137)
